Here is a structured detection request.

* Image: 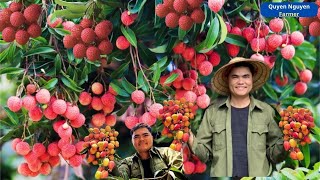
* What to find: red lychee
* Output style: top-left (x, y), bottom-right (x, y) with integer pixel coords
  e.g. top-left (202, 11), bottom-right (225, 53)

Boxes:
top-left (36, 89), bottom-right (50, 104)
top-left (179, 15), bottom-right (194, 31)
top-left (196, 94), bottom-right (210, 109)
top-left (250, 38), bottom-right (266, 52)
top-left (173, 0), bottom-right (188, 13)
top-left (139, 112), bottom-right (157, 126)
top-left (294, 82), bottom-right (307, 95)
top-left (155, 4), bottom-right (169, 18)
top-left (290, 31), bottom-right (304, 46)
top-left (125, 116), bottom-right (139, 129)
top-left (2, 27), bottom-right (15, 42)
top-left (98, 40), bottom-right (113, 55)
top-left (183, 91), bottom-right (197, 103)
top-left (43, 106), bottom-right (58, 120)
top-left (173, 42), bottom-right (186, 54)
top-left (275, 75), bottom-right (288, 86)
top-left (58, 122), bottom-right (72, 139)
top-left (33, 143), bottom-right (46, 157)
top-left (230, 27), bottom-right (242, 36)
top-left (116, 36), bottom-right (130, 50)
top-left (9, 2), bottom-right (22, 12)
top-left (91, 82), bottom-right (104, 95)
top-left (64, 104), bottom-right (80, 120)
top-left (95, 20), bottom-right (113, 39)
top-left (269, 18), bottom-right (283, 33)
top-left (208, 0), bottom-right (225, 13)
top-left (131, 90), bottom-right (145, 104)
top-left (267, 34), bottom-right (282, 49)
top-left (27, 23), bottom-right (42, 38)
top-left (52, 99), bottom-right (67, 114)
top-left (121, 10), bottom-right (138, 26)
top-left (198, 61), bottom-right (213, 76)
top-left (91, 97), bottom-right (104, 111)
top-left (80, 18), bottom-right (93, 28)
top-left (39, 162), bottom-right (51, 175)
top-left (242, 27), bottom-right (255, 42)
top-left (23, 4), bottom-right (41, 23)
top-left (298, 17), bottom-right (314, 26)
top-left (182, 47), bottom-right (195, 61)
top-left (101, 93), bottom-right (116, 107)
top-left (47, 142), bottom-right (60, 156)
top-left (11, 138), bottom-right (22, 151)
top-left (63, 35), bottom-right (77, 49)
top-left (226, 43), bottom-right (240, 57)
top-left (208, 51), bottom-right (221, 67)
top-left (86, 46), bottom-right (101, 61)
top-left (81, 28), bottom-right (96, 44)
top-left (10, 12), bottom-right (25, 27)
top-left (182, 78), bottom-right (196, 91)
top-left (69, 154), bottom-right (82, 167)
top-left (61, 144), bottom-right (76, 159)
top-left (7, 96), bottom-right (22, 112)
top-left (105, 114), bottom-right (116, 126)
top-left (281, 45), bottom-right (295, 60)
top-left (183, 161), bottom-right (195, 174)
top-left (79, 92), bottom-right (92, 105)
top-left (309, 21), bottom-right (320, 36)
top-left (299, 69), bottom-right (312, 83)
top-left (91, 113), bottom-right (105, 127)
top-left (148, 103), bottom-right (163, 118)
top-left (29, 107), bottom-right (43, 121)
top-left (15, 30), bottom-right (30, 45)
top-left (16, 141), bottom-right (31, 156)
top-left (70, 113), bottom-right (85, 128)
top-left (73, 43), bottom-right (87, 59)
top-left (165, 12), bottom-right (180, 28)
top-left (70, 25), bottom-right (84, 39)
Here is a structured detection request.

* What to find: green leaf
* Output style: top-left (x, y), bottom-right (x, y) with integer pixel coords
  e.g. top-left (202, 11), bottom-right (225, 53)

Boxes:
top-left (262, 83), bottom-right (278, 101)
top-left (121, 26), bottom-right (137, 48)
top-left (54, 55), bottom-right (62, 75)
top-left (137, 70), bottom-right (149, 93)
top-left (111, 61), bottom-right (130, 79)
top-left (195, 14), bottom-right (220, 52)
top-left (0, 128), bottom-right (19, 144)
top-left (61, 72), bottom-right (83, 93)
top-left (129, 0), bottom-right (147, 14)
top-left (0, 67), bottom-right (24, 75)
top-left (178, 28), bottom-right (187, 41)
top-left (53, 28), bottom-right (71, 36)
top-left (110, 82), bottom-right (130, 97)
top-left (99, 0), bottom-right (122, 7)
top-left (150, 56), bottom-right (167, 71)
top-left (51, 9), bottom-right (83, 19)
top-left (24, 47), bottom-right (55, 57)
top-left (43, 78), bottom-right (58, 91)
top-left (279, 85), bottom-right (294, 100)
top-left (121, 78), bottom-right (136, 94)
top-left (148, 44), bottom-right (168, 53)
top-left (310, 127), bottom-right (320, 142)
top-left (115, 104), bottom-right (130, 116)
top-left (152, 64), bottom-right (161, 87)
top-left (164, 73), bottom-right (178, 84)
top-left (300, 144), bottom-right (310, 168)
top-left (280, 168), bottom-right (303, 180)
top-left (291, 57), bottom-right (305, 70)
top-left (217, 13), bottom-right (228, 44)
top-left (305, 169), bottom-right (320, 180)
top-left (3, 107), bottom-right (18, 125)
top-left (225, 34), bottom-right (247, 47)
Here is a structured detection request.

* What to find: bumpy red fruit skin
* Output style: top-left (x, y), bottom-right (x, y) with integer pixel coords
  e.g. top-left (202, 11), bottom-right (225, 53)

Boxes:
top-left (309, 21), bottom-right (320, 36)
top-left (208, 0), bottom-right (224, 13)
top-left (294, 82), bottom-right (307, 95)
top-left (191, 8), bottom-right (205, 24)
top-left (139, 112), bottom-right (157, 126)
top-left (95, 20), bottom-right (113, 39)
top-left (299, 69), bottom-right (312, 83)
top-left (173, 42), bottom-right (186, 54)
top-left (275, 75), bottom-right (288, 86)
top-left (7, 96), bottom-right (22, 112)
top-left (269, 18), bottom-right (283, 33)
top-left (73, 43), bottom-right (87, 59)
top-left (179, 15), bottom-right (194, 31)
top-left (165, 12), bottom-right (180, 28)
top-left (242, 27), bottom-right (255, 42)
top-left (47, 142), bottom-right (60, 156)
top-left (81, 28), bottom-right (96, 44)
top-left (36, 89), bottom-right (51, 104)
top-left (281, 45), bottom-right (295, 60)
top-left (125, 116), bottom-right (139, 129)
top-left (121, 10), bottom-right (138, 26)
top-left (290, 31), bottom-right (304, 46)
top-left (27, 23), bottom-right (42, 38)
top-left (199, 61), bottom-right (213, 76)
top-left (197, 94), bottom-right (210, 109)
top-left (182, 47), bottom-right (195, 61)
top-left (61, 144), bottom-right (76, 159)
top-left (9, 2), bottom-right (23, 12)
top-left (98, 40), bottom-right (113, 55)
top-left (23, 4), bottom-right (41, 23)
top-left (105, 114), bottom-right (116, 126)
top-left (226, 43), bottom-right (240, 57)
top-left (131, 90), bottom-right (145, 104)
top-left (15, 30), bottom-right (30, 45)
top-left (155, 4), bottom-right (169, 18)
top-left (33, 143), bottom-right (46, 157)
top-left (91, 82), bottom-right (104, 95)
top-left (183, 161), bottom-right (195, 174)
top-left (63, 35), bottom-right (77, 49)
top-left (70, 113), bottom-right (85, 128)
top-left (52, 99), bottom-right (67, 114)
top-left (116, 36), bottom-right (130, 50)
top-left (69, 154), bottom-right (83, 167)
top-left (10, 12), bottom-right (25, 27)
top-left (80, 18), bottom-right (93, 28)
top-left (79, 92), bottom-right (92, 105)
top-left (2, 27), bottom-right (15, 42)
top-left (91, 113), bottom-right (106, 127)
top-left (28, 106), bottom-right (43, 121)
top-left (86, 46), bottom-right (101, 61)
top-left (16, 141), bottom-right (31, 156)
top-left (11, 138), bottom-right (22, 151)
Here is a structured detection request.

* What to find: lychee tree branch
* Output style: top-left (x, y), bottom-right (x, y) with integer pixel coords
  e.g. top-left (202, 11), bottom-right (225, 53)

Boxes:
top-left (129, 46), bottom-right (138, 88)
top-left (134, 47), bottom-right (156, 103)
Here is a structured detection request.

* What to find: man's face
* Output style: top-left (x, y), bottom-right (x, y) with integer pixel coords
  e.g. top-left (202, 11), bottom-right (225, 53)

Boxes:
top-left (132, 127), bottom-right (153, 154)
top-left (228, 66), bottom-right (253, 98)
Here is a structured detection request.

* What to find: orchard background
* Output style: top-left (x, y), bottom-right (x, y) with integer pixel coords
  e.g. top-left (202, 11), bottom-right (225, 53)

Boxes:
top-left (0, 0), bottom-right (319, 179)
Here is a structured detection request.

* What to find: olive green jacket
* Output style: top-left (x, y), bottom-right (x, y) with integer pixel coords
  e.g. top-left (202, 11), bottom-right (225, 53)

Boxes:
top-left (115, 147), bottom-right (183, 179)
top-left (191, 96), bottom-right (286, 177)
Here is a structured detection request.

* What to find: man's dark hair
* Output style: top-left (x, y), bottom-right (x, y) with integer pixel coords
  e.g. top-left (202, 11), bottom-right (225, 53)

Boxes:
top-left (130, 123), bottom-right (152, 136)
top-left (225, 62), bottom-right (256, 77)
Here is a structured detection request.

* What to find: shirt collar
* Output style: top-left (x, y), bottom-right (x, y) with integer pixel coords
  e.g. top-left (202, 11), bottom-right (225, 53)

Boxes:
top-left (217, 95), bottom-right (264, 111)
top-left (132, 147), bottom-right (160, 161)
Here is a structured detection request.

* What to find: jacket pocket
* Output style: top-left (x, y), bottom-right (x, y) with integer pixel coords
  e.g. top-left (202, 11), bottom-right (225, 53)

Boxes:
top-left (251, 124), bottom-right (268, 150)
top-left (212, 124), bottom-right (226, 151)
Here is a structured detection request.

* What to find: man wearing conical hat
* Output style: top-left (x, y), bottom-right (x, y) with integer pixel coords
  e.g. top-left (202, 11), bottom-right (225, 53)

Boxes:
top-left (188, 57), bottom-right (287, 177)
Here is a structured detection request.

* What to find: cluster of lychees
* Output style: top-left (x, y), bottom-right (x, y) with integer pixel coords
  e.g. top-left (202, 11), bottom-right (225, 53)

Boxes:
top-left (298, 0), bottom-right (320, 36)
top-left (160, 67), bottom-right (210, 109)
top-left (62, 18), bottom-right (113, 61)
top-left (225, 18), bottom-right (304, 63)
top-left (82, 126), bottom-right (118, 179)
top-left (155, 0), bottom-right (205, 30)
top-left (0, 2), bottom-right (42, 45)
top-left (7, 84), bottom-right (85, 128)
top-left (12, 136), bottom-right (85, 177)
top-left (79, 82), bottom-right (117, 127)
top-left (181, 144), bottom-right (206, 174)
top-left (158, 99), bottom-right (197, 151)
top-left (279, 106), bottom-right (315, 160)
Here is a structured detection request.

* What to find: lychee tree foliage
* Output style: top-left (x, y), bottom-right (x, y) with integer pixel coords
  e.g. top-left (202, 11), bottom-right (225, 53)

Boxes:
top-left (0, 0), bottom-right (319, 179)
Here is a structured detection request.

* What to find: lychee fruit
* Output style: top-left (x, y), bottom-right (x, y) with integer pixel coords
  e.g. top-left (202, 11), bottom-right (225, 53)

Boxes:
top-left (198, 61), bottom-right (213, 76)
top-left (58, 122), bottom-right (73, 139)
top-left (139, 112), bottom-right (157, 126)
top-left (2, 27), bottom-right (15, 42)
top-left (208, 0), bottom-right (225, 13)
top-left (250, 53), bottom-right (264, 61)
top-left (86, 46), bottom-right (101, 61)
top-left (226, 43), bottom-right (240, 57)
top-left (101, 93), bottom-right (116, 107)
top-left (121, 10), bottom-right (138, 26)
top-left (179, 15), bottom-right (194, 31)
top-left (73, 43), bottom-right (87, 59)
top-left (32, 143), bottom-right (46, 157)
top-left (155, 4), bottom-right (169, 18)
top-left (52, 99), bottom-right (67, 114)
top-left (91, 97), bottom-right (104, 111)
top-left (35, 89), bottom-right (50, 104)
top-left (9, 2), bottom-right (23, 12)
top-left (299, 69), bottom-right (312, 83)
top-left (267, 34), bottom-right (282, 49)
top-left (193, 84), bottom-right (206, 96)
top-left (16, 141), bottom-right (31, 156)
top-left (165, 12), bottom-right (180, 28)
top-left (70, 25), bottom-right (84, 39)
top-left (49, 156), bottom-right (60, 167)
top-left (94, 20), bottom-right (113, 39)
top-left (230, 27), bottom-right (242, 36)
top-left (173, 0), bottom-right (188, 13)
top-left (263, 55), bottom-right (276, 69)
top-left (47, 142), bottom-right (60, 156)
top-left (269, 18), bottom-right (283, 33)
top-left (250, 38), bottom-right (266, 52)
top-left (61, 144), bottom-right (76, 159)
top-left (131, 90), bottom-right (145, 104)
top-left (275, 75), bottom-right (288, 86)
top-left (182, 47), bottom-right (195, 61)
top-left (242, 27), bottom-right (255, 42)
top-left (11, 138), bottom-right (22, 151)
top-left (116, 36), bottom-right (130, 50)
top-left (294, 82), bottom-right (307, 95)
top-left (298, 17), bottom-right (314, 26)
top-left (10, 12), bottom-right (25, 27)
top-left (281, 45), bottom-right (295, 60)
top-left (91, 113), bottom-right (105, 127)
top-left (98, 40), bottom-right (113, 55)
top-left (63, 35), bottom-right (77, 49)
top-left (148, 103), bottom-right (163, 118)
top-left (125, 116), bottom-right (139, 129)
top-left (183, 161), bottom-right (195, 174)
top-left (53, 120), bottom-right (66, 133)
top-left (186, 0), bottom-right (203, 8)
top-left (80, 18), bottom-right (93, 28)
top-left (18, 163), bottom-right (32, 176)
top-left (290, 31), bottom-right (304, 46)
top-left (309, 21), bottom-right (320, 36)
top-left (208, 51), bottom-right (221, 67)
top-left (7, 96), bottom-right (22, 112)
top-left (182, 78), bottom-right (196, 91)
top-left (183, 91), bottom-right (197, 103)
top-left (64, 104), bottom-right (80, 120)
top-left (27, 23), bottom-right (42, 38)
top-left (173, 42), bottom-right (186, 54)
top-left (196, 94), bottom-right (210, 109)
top-left (69, 154), bottom-right (82, 167)
top-left (70, 113), bottom-right (85, 128)
top-left (28, 107), bottom-right (43, 121)
top-left (15, 30), bottom-right (30, 45)
top-left (81, 28), bottom-right (96, 44)
top-left (91, 82), bottom-right (104, 95)
top-left (79, 92), bottom-right (92, 105)
top-left (39, 162), bottom-right (51, 175)
top-left (105, 114), bottom-right (116, 126)
top-left (23, 4), bottom-right (41, 23)
top-left (43, 106), bottom-right (58, 120)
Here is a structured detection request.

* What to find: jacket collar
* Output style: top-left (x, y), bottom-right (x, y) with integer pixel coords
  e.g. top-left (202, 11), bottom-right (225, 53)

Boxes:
top-left (217, 95), bottom-right (264, 111)
top-left (132, 147), bottom-right (160, 161)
